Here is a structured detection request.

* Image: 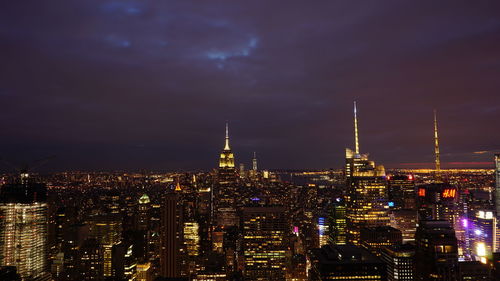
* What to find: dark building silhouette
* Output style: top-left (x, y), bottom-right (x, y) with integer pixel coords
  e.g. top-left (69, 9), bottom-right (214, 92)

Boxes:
top-left (309, 244), bottom-right (386, 281)
top-left (381, 244), bottom-right (415, 281)
top-left (160, 193), bottom-right (182, 278)
top-left (387, 175), bottom-right (416, 209)
top-left (360, 226), bottom-right (402, 256)
top-left (415, 220), bottom-right (458, 281)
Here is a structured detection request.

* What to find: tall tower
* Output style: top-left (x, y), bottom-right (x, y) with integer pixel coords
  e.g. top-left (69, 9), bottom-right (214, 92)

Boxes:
top-left (0, 173), bottom-right (49, 280)
top-left (215, 123), bottom-right (239, 227)
top-left (252, 151), bottom-right (258, 171)
top-left (219, 122), bottom-right (235, 170)
top-left (495, 154), bottom-right (500, 216)
top-left (160, 193), bottom-right (182, 278)
top-left (434, 110), bottom-right (442, 181)
top-left (344, 102), bottom-right (390, 244)
top-left (354, 101), bottom-right (360, 155)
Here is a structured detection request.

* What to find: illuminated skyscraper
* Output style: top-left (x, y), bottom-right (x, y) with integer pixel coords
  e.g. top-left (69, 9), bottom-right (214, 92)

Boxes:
top-left (495, 154), bottom-right (500, 216)
top-left (417, 183), bottom-right (458, 226)
top-left (242, 206), bottom-right (287, 281)
top-left (434, 110), bottom-right (442, 182)
top-left (469, 209), bottom-right (496, 263)
top-left (218, 122), bottom-right (236, 186)
top-left (328, 199), bottom-right (347, 245)
top-left (252, 151), bottom-right (258, 171)
top-left (183, 222), bottom-right (200, 257)
top-left (216, 122), bottom-right (239, 227)
top-left (345, 102), bottom-right (390, 244)
top-left (317, 217), bottom-right (328, 247)
top-left (0, 173), bottom-right (49, 280)
top-left (88, 213), bottom-right (122, 277)
top-left (138, 193), bottom-right (151, 231)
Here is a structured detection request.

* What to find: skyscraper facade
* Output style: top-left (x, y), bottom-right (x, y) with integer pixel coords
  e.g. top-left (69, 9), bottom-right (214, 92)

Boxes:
top-left (345, 102), bottom-right (390, 245)
top-left (241, 206), bottom-right (287, 281)
top-left (415, 220), bottom-right (458, 281)
top-left (0, 173), bottom-right (49, 280)
top-left (160, 193), bottom-right (182, 278)
top-left (216, 123), bottom-right (239, 227)
top-left (328, 199), bottom-right (347, 245)
top-left (495, 154), bottom-right (500, 216)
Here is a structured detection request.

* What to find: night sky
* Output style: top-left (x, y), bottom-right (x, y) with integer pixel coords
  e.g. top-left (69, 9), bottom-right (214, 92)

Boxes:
top-left (1, 1), bottom-right (500, 172)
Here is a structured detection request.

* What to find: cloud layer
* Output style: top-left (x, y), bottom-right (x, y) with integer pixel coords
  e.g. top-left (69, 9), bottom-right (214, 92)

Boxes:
top-left (1, 1), bottom-right (499, 171)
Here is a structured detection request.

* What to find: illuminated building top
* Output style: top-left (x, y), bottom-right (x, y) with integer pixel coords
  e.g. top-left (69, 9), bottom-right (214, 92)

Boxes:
top-left (219, 122), bottom-right (235, 169)
top-left (434, 110), bottom-right (442, 182)
top-left (138, 193), bottom-right (150, 204)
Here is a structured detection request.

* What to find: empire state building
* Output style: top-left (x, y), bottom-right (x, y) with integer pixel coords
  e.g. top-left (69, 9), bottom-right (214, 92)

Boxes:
top-left (215, 123), bottom-right (239, 227)
top-left (218, 122), bottom-right (236, 185)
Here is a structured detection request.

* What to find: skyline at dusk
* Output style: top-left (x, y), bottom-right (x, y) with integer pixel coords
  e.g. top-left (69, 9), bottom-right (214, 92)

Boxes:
top-left (1, 1), bottom-right (500, 171)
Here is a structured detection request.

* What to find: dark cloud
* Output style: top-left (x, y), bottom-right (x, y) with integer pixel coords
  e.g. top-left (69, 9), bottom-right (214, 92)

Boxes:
top-left (1, 1), bottom-right (499, 171)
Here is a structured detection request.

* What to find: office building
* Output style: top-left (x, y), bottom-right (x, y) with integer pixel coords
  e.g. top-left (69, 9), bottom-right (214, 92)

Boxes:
top-left (360, 226), bottom-right (402, 256)
top-left (309, 244), bottom-right (386, 281)
top-left (88, 213), bottom-right (122, 277)
top-left (381, 244), bottom-right (415, 281)
top-left (345, 102), bottom-right (390, 244)
top-left (0, 173), bottom-right (49, 280)
top-left (415, 220), bottom-right (458, 281)
top-left (495, 154), bottom-right (500, 216)
top-left (387, 175), bottom-right (416, 209)
top-left (241, 206), bottom-right (287, 281)
top-left (328, 199), bottom-right (347, 245)
top-left (417, 183), bottom-right (458, 226)
top-left (160, 193), bottom-right (182, 278)
top-left (390, 209), bottom-right (418, 242)
top-left (468, 209), bottom-right (497, 263)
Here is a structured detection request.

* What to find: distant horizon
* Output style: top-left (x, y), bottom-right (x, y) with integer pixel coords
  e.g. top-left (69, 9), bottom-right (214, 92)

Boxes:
top-left (0, 161), bottom-right (496, 175)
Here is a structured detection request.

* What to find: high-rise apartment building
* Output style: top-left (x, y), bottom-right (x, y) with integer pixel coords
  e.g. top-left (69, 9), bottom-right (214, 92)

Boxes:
top-left (0, 173), bottom-right (49, 280)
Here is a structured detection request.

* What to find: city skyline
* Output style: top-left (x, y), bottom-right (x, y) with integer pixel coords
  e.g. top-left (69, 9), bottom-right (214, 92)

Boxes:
top-left (1, 1), bottom-right (500, 171)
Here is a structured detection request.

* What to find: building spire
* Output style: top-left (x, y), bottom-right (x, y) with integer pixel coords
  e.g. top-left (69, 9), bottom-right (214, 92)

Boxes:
top-left (434, 109), bottom-right (441, 180)
top-left (224, 121), bottom-right (230, 151)
top-left (354, 101), bottom-right (360, 155)
top-left (252, 151), bottom-right (257, 171)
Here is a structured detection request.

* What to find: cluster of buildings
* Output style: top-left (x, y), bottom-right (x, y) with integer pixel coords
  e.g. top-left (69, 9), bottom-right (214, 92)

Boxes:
top-left (0, 104), bottom-right (500, 280)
